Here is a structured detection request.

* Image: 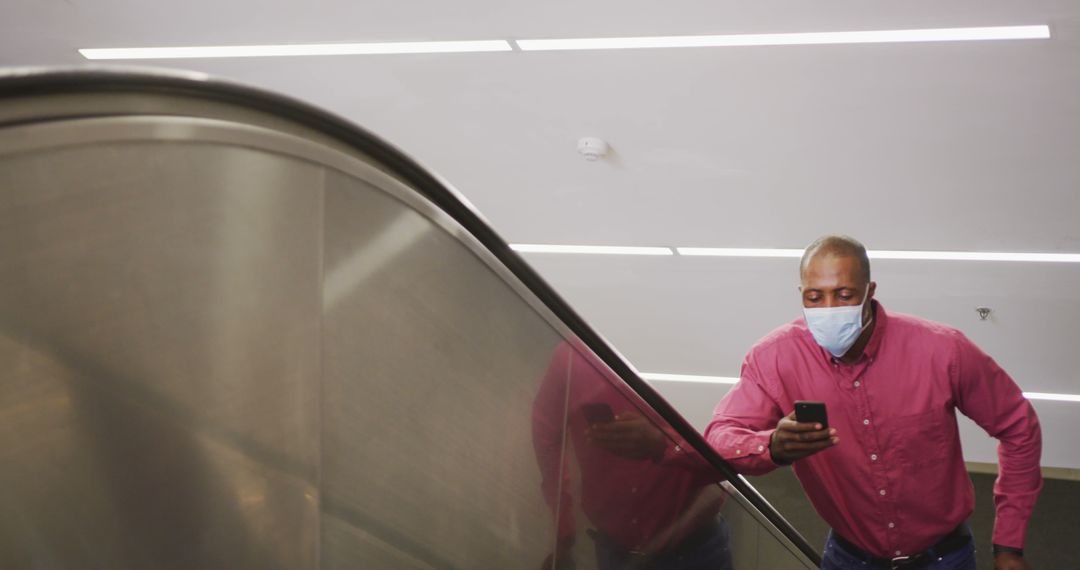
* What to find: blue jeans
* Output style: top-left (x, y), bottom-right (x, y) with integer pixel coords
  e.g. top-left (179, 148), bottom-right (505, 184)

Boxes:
top-left (593, 516), bottom-right (733, 570)
top-left (821, 529), bottom-right (976, 570)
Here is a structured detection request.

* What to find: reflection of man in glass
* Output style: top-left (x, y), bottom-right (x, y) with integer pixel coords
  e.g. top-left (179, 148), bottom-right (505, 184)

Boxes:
top-left (533, 342), bottom-right (733, 570)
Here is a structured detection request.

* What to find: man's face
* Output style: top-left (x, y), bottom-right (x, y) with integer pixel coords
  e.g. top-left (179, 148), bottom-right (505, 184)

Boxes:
top-left (800, 253), bottom-right (874, 310)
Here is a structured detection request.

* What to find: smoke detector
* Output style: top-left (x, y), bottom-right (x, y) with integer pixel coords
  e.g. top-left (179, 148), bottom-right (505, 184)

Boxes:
top-left (577, 137), bottom-right (609, 161)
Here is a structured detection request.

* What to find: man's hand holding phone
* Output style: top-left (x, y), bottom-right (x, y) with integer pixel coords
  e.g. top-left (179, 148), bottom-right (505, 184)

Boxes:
top-left (769, 406), bottom-right (838, 464)
top-left (586, 409), bottom-right (667, 462)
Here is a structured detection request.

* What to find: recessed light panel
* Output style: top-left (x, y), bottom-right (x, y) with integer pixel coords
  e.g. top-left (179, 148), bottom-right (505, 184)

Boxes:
top-left (870, 250), bottom-right (1080, 263)
top-left (80, 40), bottom-right (513, 60)
top-left (677, 248), bottom-right (803, 258)
top-left (640, 373), bottom-right (1078, 402)
top-left (672, 247), bottom-right (1080, 263)
top-left (1023, 392), bottom-right (1080, 402)
top-left (510, 244), bottom-right (673, 256)
top-left (516, 25), bottom-right (1050, 51)
top-left (640, 373), bottom-right (740, 384)
top-left (81, 25), bottom-right (1049, 59)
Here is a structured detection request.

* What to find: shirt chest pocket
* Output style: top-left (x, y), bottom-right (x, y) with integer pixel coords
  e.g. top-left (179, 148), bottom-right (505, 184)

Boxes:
top-left (885, 409), bottom-right (948, 468)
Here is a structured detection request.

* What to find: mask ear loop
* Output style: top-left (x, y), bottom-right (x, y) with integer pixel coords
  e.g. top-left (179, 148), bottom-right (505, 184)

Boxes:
top-left (858, 284), bottom-right (875, 333)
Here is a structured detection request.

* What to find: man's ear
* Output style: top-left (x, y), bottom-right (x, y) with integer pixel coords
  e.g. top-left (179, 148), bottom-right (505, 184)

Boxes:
top-left (868, 281), bottom-right (877, 299)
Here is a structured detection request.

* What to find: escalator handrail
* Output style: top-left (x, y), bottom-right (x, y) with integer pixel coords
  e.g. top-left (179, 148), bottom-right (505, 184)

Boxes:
top-left (0, 67), bottom-right (821, 565)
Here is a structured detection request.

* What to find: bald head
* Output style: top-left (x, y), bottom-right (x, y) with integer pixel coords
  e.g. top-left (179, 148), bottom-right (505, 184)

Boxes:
top-left (800, 235), bottom-right (870, 285)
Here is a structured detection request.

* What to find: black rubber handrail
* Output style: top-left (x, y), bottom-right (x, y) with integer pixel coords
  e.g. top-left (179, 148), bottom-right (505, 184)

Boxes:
top-left (0, 67), bottom-right (821, 565)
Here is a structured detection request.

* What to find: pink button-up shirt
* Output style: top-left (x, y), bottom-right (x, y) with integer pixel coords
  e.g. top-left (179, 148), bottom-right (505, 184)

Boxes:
top-left (705, 301), bottom-right (1042, 557)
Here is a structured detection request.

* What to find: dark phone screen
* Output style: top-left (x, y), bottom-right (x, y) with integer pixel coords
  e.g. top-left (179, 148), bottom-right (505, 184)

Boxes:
top-left (582, 403), bottom-right (615, 424)
top-left (794, 400), bottom-right (828, 428)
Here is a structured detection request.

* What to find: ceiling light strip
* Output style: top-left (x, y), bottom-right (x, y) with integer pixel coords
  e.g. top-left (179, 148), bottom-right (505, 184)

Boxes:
top-left (79, 25), bottom-right (1049, 60)
top-left (674, 247), bottom-right (1080, 263)
top-left (678, 248), bottom-right (804, 258)
top-left (1023, 392), bottom-right (1080, 403)
top-left (640, 373), bottom-right (740, 384)
top-left (79, 40), bottom-right (513, 60)
top-left (516, 25), bottom-right (1050, 52)
top-left (642, 375), bottom-right (1078, 402)
top-left (515, 245), bottom-right (1080, 262)
top-left (510, 244), bottom-right (673, 256)
top-left (870, 250), bottom-right (1080, 263)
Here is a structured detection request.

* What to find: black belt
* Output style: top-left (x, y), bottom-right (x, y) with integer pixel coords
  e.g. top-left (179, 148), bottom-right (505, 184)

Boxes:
top-left (832, 526), bottom-right (971, 569)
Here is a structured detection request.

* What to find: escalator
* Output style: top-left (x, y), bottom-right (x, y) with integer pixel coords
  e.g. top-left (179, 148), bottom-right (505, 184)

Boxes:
top-left (0, 68), bottom-right (819, 569)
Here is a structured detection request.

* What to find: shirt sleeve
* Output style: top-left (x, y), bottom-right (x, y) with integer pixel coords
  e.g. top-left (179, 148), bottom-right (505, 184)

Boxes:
top-left (652, 435), bottom-right (725, 477)
top-left (703, 351), bottom-right (786, 475)
top-left (950, 331), bottom-right (1043, 549)
top-left (531, 343), bottom-right (576, 540)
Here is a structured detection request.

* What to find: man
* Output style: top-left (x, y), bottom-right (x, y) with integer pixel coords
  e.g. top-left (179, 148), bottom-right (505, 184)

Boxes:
top-left (534, 341), bottom-right (732, 570)
top-left (705, 235), bottom-right (1042, 570)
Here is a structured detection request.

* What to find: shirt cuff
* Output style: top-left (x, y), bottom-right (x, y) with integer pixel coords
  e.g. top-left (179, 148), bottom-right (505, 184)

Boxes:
top-left (992, 544), bottom-right (1024, 557)
top-left (992, 511), bottom-right (1030, 550)
top-left (758, 428), bottom-right (788, 465)
top-left (727, 429), bottom-right (776, 462)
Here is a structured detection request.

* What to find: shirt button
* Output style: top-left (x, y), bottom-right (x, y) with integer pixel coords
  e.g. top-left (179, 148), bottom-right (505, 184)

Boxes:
top-left (757, 445), bottom-right (765, 452)
top-left (895, 551), bottom-right (902, 556)
top-left (854, 381), bottom-right (861, 387)
top-left (863, 419), bottom-right (870, 425)
top-left (736, 449), bottom-right (742, 455)
top-left (888, 522), bottom-right (895, 528)
top-left (674, 445), bottom-right (682, 453)
top-left (879, 489), bottom-right (887, 496)
top-left (871, 454), bottom-right (878, 461)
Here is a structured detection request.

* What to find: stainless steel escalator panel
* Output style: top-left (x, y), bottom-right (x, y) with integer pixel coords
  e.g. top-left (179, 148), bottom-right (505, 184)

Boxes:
top-left (0, 114), bottom-right (576, 568)
top-left (0, 138), bottom-right (324, 568)
top-left (0, 72), bottom-right (820, 569)
top-left (320, 170), bottom-right (564, 568)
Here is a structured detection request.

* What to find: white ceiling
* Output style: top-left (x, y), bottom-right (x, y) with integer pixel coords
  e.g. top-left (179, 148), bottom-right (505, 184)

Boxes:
top-left (3, 0), bottom-right (1079, 468)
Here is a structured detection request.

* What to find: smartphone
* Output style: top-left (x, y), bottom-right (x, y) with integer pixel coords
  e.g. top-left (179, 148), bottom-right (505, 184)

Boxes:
top-left (794, 401), bottom-right (828, 429)
top-left (582, 403), bottom-right (615, 425)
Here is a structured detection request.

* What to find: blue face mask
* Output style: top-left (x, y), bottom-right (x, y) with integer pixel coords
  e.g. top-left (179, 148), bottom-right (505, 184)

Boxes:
top-left (803, 287), bottom-right (872, 358)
